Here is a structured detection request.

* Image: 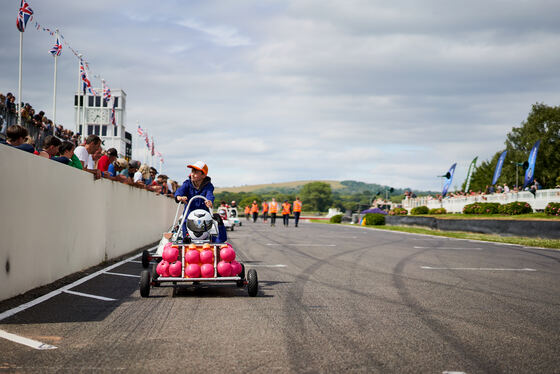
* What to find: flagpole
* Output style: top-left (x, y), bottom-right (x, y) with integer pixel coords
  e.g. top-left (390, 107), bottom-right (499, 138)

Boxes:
top-left (76, 54), bottom-right (82, 136)
top-left (17, 32), bottom-right (23, 126)
top-left (52, 29), bottom-right (59, 134)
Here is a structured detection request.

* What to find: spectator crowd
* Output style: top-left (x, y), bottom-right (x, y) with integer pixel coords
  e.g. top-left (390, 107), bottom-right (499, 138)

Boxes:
top-left (1, 92), bottom-right (176, 197)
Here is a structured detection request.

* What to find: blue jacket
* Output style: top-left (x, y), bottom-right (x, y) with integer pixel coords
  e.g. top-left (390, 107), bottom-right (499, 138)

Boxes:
top-left (174, 176), bottom-right (215, 213)
top-left (175, 177), bottom-right (227, 242)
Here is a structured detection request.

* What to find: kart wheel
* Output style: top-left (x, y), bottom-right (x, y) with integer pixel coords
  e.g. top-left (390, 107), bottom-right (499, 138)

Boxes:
top-left (231, 225), bottom-right (234, 231)
top-left (239, 222), bottom-right (242, 226)
top-left (247, 269), bottom-right (258, 297)
top-left (140, 270), bottom-right (151, 297)
top-left (141, 250), bottom-right (150, 268)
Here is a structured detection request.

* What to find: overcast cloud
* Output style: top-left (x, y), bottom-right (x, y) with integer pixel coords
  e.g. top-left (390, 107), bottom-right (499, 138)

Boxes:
top-left (1, 0), bottom-right (559, 191)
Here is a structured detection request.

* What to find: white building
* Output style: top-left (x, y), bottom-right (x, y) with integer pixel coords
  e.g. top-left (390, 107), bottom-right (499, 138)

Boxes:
top-left (74, 89), bottom-right (132, 159)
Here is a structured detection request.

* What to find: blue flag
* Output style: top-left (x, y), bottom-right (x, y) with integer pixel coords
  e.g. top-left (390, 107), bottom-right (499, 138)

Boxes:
top-left (442, 163), bottom-right (457, 197)
top-left (491, 150), bottom-right (507, 186)
top-left (522, 140), bottom-right (540, 189)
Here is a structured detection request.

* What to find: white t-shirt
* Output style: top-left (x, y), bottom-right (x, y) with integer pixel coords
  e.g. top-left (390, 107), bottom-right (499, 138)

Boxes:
top-left (74, 146), bottom-right (94, 169)
top-left (133, 171), bottom-right (143, 183)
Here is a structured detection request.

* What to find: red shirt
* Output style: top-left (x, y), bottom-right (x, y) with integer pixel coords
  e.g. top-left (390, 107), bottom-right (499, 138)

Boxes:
top-left (97, 155), bottom-right (111, 172)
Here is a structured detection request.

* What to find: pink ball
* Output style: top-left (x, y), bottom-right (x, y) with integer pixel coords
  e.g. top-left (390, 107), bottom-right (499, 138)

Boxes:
top-left (217, 261), bottom-right (232, 277)
top-left (168, 261), bottom-right (182, 277)
top-left (200, 249), bottom-right (214, 264)
top-left (185, 263), bottom-right (201, 278)
top-left (200, 263), bottom-right (214, 278)
top-left (163, 242), bottom-right (173, 251)
top-left (220, 246), bottom-right (236, 262)
top-left (157, 260), bottom-right (170, 277)
top-left (230, 260), bottom-right (242, 276)
top-left (185, 249), bottom-right (200, 264)
top-left (162, 246), bottom-right (179, 263)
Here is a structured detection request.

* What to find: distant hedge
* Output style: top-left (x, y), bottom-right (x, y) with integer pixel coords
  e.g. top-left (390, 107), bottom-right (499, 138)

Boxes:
top-left (545, 202), bottom-right (560, 216)
top-left (389, 207), bottom-right (408, 216)
top-left (463, 202), bottom-right (501, 215)
top-left (364, 213), bottom-right (385, 225)
top-left (410, 206), bottom-right (429, 215)
top-left (498, 201), bottom-right (532, 215)
top-left (428, 207), bottom-right (447, 215)
top-left (329, 214), bottom-right (343, 223)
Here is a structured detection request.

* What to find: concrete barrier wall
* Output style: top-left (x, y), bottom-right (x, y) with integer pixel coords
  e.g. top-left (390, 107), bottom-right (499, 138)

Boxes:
top-left (0, 145), bottom-right (179, 301)
top-left (385, 216), bottom-right (560, 239)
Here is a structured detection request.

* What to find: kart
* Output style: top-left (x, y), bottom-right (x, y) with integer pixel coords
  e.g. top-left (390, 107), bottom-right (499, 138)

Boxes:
top-left (217, 206), bottom-right (235, 231)
top-left (228, 206), bottom-right (242, 227)
top-left (139, 196), bottom-right (258, 297)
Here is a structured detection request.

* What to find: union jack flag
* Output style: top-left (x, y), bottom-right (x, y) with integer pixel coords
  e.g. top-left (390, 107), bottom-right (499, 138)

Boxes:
top-left (16, 0), bottom-right (33, 32)
top-left (151, 137), bottom-right (155, 156)
top-left (145, 134), bottom-right (150, 148)
top-left (102, 79), bottom-right (111, 102)
top-left (156, 151), bottom-right (162, 158)
top-left (49, 37), bottom-right (62, 56)
top-left (80, 61), bottom-right (97, 95)
top-left (110, 99), bottom-right (116, 126)
top-left (137, 125), bottom-right (144, 136)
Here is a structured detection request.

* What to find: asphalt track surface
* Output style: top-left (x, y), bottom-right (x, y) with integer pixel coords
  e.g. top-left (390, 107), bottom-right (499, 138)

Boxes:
top-left (1, 220), bottom-right (559, 373)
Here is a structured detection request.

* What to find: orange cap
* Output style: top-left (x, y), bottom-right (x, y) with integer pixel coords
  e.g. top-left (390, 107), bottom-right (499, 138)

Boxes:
top-left (187, 160), bottom-right (208, 175)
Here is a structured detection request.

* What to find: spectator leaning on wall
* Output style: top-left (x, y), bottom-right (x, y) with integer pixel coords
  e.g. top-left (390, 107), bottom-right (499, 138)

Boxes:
top-left (74, 134), bottom-right (102, 178)
top-left (39, 135), bottom-right (62, 159)
top-left (52, 141), bottom-right (75, 165)
top-left (97, 147), bottom-right (117, 176)
top-left (0, 125), bottom-right (35, 153)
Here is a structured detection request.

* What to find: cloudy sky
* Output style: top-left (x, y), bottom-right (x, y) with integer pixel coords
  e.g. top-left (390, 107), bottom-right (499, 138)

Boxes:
top-left (2, 0), bottom-right (559, 191)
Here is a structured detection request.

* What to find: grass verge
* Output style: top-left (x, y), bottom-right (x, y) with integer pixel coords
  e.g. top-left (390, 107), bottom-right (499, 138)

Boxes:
top-left (309, 220), bottom-right (560, 249)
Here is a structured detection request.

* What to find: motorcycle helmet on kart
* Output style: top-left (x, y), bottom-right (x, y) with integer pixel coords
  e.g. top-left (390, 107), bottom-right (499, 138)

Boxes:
top-left (186, 209), bottom-right (213, 240)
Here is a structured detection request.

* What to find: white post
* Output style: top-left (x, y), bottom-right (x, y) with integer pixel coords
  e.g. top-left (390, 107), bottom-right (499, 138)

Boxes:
top-left (17, 32), bottom-right (23, 126)
top-left (52, 29), bottom-right (59, 134)
top-left (76, 54), bottom-right (82, 136)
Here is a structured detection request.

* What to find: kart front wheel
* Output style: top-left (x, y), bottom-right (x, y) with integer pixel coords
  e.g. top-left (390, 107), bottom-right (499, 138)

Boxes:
top-left (140, 270), bottom-right (151, 297)
top-left (247, 269), bottom-right (258, 297)
top-left (141, 250), bottom-right (150, 268)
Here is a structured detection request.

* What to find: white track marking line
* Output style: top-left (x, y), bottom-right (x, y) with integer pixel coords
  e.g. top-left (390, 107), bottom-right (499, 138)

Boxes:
top-left (443, 371), bottom-right (466, 374)
top-left (129, 260), bottom-right (143, 263)
top-left (266, 243), bottom-right (336, 246)
top-left (0, 246), bottom-right (156, 322)
top-left (104, 272), bottom-right (141, 278)
top-left (421, 266), bottom-right (536, 271)
top-left (63, 290), bottom-right (117, 301)
top-left (0, 329), bottom-right (57, 350)
top-left (414, 246), bottom-right (482, 250)
top-left (248, 264), bottom-right (287, 268)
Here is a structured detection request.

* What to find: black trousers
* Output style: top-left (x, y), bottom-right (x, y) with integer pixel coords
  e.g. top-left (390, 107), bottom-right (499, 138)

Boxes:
top-left (252, 212), bottom-right (258, 222)
top-left (294, 212), bottom-right (300, 226)
top-left (270, 213), bottom-right (277, 225)
top-left (262, 212), bottom-right (268, 221)
top-left (283, 214), bottom-right (289, 226)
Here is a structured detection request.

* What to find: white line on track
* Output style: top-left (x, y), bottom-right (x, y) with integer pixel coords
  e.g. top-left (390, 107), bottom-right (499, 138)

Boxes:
top-left (0, 329), bottom-right (57, 350)
top-left (0, 246), bottom-right (156, 322)
top-left (414, 246), bottom-right (483, 250)
top-left (421, 266), bottom-right (536, 271)
top-left (266, 243), bottom-right (336, 246)
top-left (62, 290), bottom-right (117, 301)
top-left (129, 260), bottom-right (143, 264)
top-left (104, 271), bottom-right (141, 278)
top-left (248, 264), bottom-right (287, 268)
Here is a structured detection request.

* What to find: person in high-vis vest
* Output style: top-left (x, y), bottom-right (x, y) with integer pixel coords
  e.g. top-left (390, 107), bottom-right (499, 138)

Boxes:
top-left (250, 200), bottom-right (259, 223)
top-left (281, 200), bottom-right (292, 227)
top-left (269, 198), bottom-right (279, 226)
top-left (293, 197), bottom-right (302, 227)
top-left (261, 200), bottom-right (269, 222)
top-left (244, 205), bottom-right (251, 221)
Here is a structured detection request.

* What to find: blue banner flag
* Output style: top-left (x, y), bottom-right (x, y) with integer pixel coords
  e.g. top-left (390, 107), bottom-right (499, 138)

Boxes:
top-left (442, 163), bottom-right (457, 197)
top-left (491, 150), bottom-right (507, 186)
top-left (522, 140), bottom-right (540, 189)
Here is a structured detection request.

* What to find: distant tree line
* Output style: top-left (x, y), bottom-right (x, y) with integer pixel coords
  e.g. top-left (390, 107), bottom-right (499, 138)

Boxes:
top-left (215, 181), bottom-right (436, 213)
top-left (465, 103), bottom-right (560, 192)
